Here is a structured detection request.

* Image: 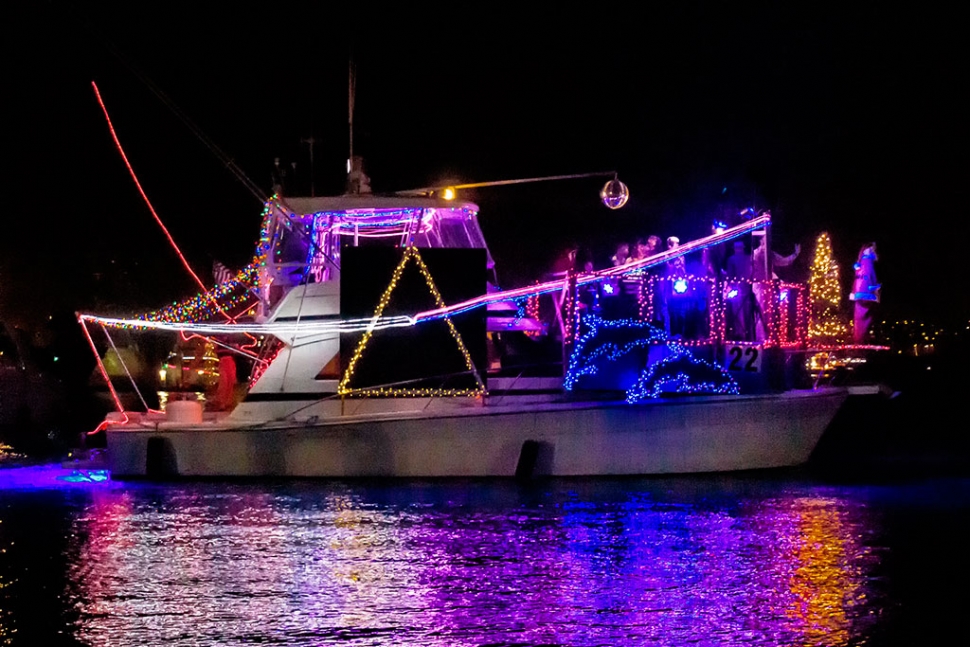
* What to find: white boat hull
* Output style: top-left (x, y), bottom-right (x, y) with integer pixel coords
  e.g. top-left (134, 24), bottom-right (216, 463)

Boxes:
top-left (104, 388), bottom-right (847, 478)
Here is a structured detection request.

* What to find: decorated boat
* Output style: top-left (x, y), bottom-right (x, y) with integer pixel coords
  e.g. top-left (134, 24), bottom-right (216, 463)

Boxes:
top-left (79, 178), bottom-right (853, 479)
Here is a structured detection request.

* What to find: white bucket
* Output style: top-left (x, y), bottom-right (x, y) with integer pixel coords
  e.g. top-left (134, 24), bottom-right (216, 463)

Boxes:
top-left (166, 400), bottom-right (203, 423)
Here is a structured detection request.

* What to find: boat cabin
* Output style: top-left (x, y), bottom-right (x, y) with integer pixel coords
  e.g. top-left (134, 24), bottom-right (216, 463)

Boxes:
top-left (232, 195), bottom-right (810, 415)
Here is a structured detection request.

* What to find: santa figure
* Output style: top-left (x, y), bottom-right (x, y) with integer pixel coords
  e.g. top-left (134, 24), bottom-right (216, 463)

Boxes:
top-left (849, 242), bottom-right (881, 343)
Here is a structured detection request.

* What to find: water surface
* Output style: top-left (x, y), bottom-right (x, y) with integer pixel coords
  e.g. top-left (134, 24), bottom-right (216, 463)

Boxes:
top-left (2, 467), bottom-right (968, 646)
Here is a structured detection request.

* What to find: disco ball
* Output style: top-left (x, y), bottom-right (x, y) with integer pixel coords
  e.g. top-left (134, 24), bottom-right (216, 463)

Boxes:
top-left (600, 178), bottom-right (629, 209)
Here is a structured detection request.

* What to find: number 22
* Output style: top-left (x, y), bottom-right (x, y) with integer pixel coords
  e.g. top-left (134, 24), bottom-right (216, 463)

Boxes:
top-left (728, 346), bottom-right (759, 372)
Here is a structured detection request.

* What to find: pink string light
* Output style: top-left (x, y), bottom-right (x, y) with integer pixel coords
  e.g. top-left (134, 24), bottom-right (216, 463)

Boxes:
top-left (92, 81), bottom-right (212, 295)
top-left (91, 80), bottom-right (258, 350)
top-left (77, 315), bottom-right (128, 432)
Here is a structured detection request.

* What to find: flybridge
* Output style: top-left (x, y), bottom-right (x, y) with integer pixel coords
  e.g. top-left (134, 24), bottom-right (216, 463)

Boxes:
top-left (78, 210), bottom-right (771, 335)
top-left (264, 195), bottom-right (493, 291)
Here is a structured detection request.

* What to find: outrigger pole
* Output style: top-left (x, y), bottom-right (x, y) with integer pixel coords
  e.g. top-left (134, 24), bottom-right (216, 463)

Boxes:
top-left (396, 171), bottom-right (619, 197)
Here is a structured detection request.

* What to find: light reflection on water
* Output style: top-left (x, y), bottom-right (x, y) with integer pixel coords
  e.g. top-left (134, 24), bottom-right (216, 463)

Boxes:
top-left (17, 480), bottom-right (876, 645)
top-left (12, 477), bottom-right (887, 646)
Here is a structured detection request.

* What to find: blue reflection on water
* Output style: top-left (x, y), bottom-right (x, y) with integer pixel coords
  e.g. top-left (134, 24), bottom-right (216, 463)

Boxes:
top-left (0, 464), bottom-right (115, 490)
top-left (5, 471), bottom-right (965, 646)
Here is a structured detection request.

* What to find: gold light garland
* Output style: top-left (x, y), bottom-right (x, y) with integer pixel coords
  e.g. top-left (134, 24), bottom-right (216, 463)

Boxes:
top-left (338, 246), bottom-right (486, 398)
top-left (808, 232), bottom-right (848, 344)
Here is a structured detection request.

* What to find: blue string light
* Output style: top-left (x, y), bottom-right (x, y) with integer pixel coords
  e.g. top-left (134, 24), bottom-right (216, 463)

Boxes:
top-left (626, 343), bottom-right (739, 403)
top-left (565, 314), bottom-right (740, 401)
top-left (564, 315), bottom-right (668, 391)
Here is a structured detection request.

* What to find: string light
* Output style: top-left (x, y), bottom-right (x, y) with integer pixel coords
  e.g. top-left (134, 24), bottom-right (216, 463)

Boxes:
top-left (777, 282), bottom-right (809, 348)
top-left (92, 81), bottom-right (213, 299)
top-left (139, 264), bottom-right (260, 324)
top-left (338, 246), bottom-right (486, 398)
top-left (248, 337), bottom-right (283, 387)
top-left (78, 313), bottom-right (415, 335)
top-left (605, 272), bottom-right (811, 348)
top-left (308, 207), bottom-right (474, 236)
top-left (79, 266), bottom-right (811, 357)
top-left (80, 201), bottom-right (852, 404)
top-left (637, 274), bottom-right (655, 322)
top-left (625, 342), bottom-right (740, 403)
top-left (564, 314), bottom-right (668, 391)
top-left (564, 314), bottom-right (739, 400)
top-left (808, 232), bottom-right (849, 344)
top-left (77, 317), bottom-right (127, 424)
top-left (561, 272), bottom-right (578, 344)
top-left (525, 289), bottom-right (541, 337)
top-left (79, 196), bottom-right (279, 328)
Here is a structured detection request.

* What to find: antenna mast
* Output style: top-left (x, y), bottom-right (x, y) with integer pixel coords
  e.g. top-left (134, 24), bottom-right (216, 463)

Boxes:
top-left (344, 56), bottom-right (370, 194)
top-left (300, 136), bottom-right (316, 197)
top-left (348, 57), bottom-right (355, 172)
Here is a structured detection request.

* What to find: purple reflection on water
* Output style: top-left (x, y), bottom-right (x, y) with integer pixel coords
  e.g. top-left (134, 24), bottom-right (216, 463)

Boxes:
top-left (39, 479), bottom-right (885, 646)
top-left (402, 491), bottom-right (876, 645)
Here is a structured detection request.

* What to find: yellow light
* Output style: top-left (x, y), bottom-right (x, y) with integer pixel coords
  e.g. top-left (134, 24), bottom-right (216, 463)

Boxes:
top-left (441, 187), bottom-right (456, 201)
top-left (339, 246), bottom-right (485, 399)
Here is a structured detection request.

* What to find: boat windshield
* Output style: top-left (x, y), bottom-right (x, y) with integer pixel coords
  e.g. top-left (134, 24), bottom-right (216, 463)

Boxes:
top-left (268, 197), bottom-right (494, 287)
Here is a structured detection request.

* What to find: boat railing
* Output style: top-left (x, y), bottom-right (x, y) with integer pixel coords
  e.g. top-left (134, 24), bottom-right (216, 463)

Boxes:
top-left (566, 274), bottom-right (809, 348)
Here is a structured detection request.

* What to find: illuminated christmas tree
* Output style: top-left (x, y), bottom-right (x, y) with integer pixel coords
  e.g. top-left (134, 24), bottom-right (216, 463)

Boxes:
top-left (808, 232), bottom-right (848, 344)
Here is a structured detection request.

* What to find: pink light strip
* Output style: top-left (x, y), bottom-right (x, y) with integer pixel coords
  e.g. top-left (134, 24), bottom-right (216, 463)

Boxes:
top-left (92, 81), bottom-right (256, 346)
top-left (413, 214), bottom-right (771, 322)
top-left (92, 81), bottom-right (212, 296)
top-left (77, 315), bottom-right (129, 432)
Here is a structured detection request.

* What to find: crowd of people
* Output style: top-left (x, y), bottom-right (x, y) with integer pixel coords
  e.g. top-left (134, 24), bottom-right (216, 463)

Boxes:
top-left (550, 219), bottom-right (804, 343)
top-left (546, 216), bottom-right (882, 346)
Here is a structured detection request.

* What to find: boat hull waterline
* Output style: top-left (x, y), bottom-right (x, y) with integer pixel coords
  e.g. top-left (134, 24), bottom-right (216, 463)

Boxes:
top-left (104, 388), bottom-right (845, 478)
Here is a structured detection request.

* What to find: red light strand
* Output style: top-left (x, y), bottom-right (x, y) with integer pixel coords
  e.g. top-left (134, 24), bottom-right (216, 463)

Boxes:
top-left (92, 81), bottom-right (213, 296)
top-left (91, 81), bottom-right (259, 352)
top-left (77, 315), bottom-right (128, 431)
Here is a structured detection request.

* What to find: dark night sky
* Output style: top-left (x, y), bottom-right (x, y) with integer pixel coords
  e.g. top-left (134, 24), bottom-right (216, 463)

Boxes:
top-left (3, 2), bottom-right (967, 330)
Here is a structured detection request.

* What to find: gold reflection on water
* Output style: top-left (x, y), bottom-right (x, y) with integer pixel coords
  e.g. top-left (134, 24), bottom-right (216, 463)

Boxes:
top-left (785, 498), bottom-right (861, 645)
top-left (0, 575), bottom-right (11, 647)
top-left (1, 514), bottom-right (14, 646)
top-left (323, 492), bottom-right (411, 629)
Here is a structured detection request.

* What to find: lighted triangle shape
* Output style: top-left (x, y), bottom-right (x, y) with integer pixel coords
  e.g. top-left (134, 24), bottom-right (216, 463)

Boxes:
top-left (338, 246), bottom-right (486, 397)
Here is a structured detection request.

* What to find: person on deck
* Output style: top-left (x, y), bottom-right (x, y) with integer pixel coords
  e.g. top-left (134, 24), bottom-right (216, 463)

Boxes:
top-left (751, 237), bottom-right (801, 281)
top-left (211, 350), bottom-right (238, 412)
top-left (548, 243), bottom-right (594, 337)
top-left (611, 242), bottom-right (631, 267)
top-left (630, 236), bottom-right (659, 263)
top-left (627, 236), bottom-right (662, 322)
top-left (665, 236), bottom-right (686, 277)
top-left (659, 237), bottom-right (688, 336)
top-left (549, 243), bottom-right (580, 280)
top-left (751, 237), bottom-right (801, 341)
top-left (724, 240), bottom-right (754, 341)
top-left (702, 219), bottom-right (730, 278)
